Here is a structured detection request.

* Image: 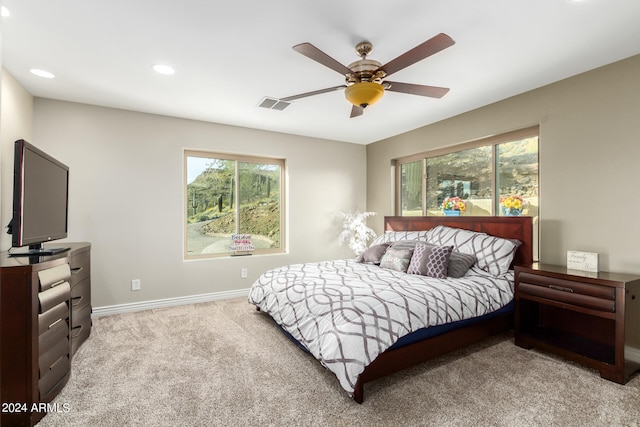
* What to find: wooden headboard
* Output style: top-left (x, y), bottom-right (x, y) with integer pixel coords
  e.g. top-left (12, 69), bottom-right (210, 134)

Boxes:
top-left (384, 216), bottom-right (533, 267)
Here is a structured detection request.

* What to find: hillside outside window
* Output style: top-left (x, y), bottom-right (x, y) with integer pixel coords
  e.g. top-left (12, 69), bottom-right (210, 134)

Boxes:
top-left (184, 150), bottom-right (285, 259)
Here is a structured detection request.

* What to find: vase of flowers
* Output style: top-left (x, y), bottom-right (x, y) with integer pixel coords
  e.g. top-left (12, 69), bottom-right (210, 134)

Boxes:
top-left (500, 195), bottom-right (527, 216)
top-left (441, 197), bottom-right (466, 216)
top-left (338, 211), bottom-right (377, 256)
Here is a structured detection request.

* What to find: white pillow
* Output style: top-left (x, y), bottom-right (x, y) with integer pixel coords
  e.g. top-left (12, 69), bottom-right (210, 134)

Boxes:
top-left (425, 225), bottom-right (521, 276)
top-left (369, 230), bottom-right (430, 247)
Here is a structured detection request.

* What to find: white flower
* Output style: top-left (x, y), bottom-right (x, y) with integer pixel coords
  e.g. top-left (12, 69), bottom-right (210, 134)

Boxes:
top-left (338, 211), bottom-right (377, 256)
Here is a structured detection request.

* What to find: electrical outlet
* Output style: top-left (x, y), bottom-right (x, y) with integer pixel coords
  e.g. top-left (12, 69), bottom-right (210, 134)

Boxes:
top-left (131, 279), bottom-right (141, 291)
top-left (241, 268), bottom-right (248, 279)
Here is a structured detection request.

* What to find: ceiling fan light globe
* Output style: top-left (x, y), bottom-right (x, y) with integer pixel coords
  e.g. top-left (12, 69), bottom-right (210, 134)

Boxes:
top-left (344, 82), bottom-right (384, 108)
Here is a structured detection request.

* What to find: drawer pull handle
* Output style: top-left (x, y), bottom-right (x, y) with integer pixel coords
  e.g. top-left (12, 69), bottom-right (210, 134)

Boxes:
top-left (71, 296), bottom-right (84, 306)
top-left (50, 356), bottom-right (66, 370)
top-left (549, 285), bottom-right (574, 293)
top-left (71, 267), bottom-right (83, 275)
top-left (49, 318), bottom-right (63, 329)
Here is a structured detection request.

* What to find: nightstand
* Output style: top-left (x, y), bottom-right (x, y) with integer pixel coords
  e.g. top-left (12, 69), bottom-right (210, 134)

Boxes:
top-left (514, 263), bottom-right (640, 384)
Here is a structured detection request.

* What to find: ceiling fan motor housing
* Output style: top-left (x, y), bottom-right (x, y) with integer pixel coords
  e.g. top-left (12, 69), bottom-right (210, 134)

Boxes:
top-left (344, 57), bottom-right (386, 107)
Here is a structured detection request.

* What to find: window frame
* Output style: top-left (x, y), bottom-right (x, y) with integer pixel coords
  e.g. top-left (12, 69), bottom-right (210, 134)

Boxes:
top-left (394, 126), bottom-right (539, 216)
top-left (184, 149), bottom-right (286, 259)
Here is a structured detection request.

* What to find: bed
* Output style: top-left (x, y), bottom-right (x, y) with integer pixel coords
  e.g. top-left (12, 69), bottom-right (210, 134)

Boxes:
top-left (249, 215), bottom-right (533, 403)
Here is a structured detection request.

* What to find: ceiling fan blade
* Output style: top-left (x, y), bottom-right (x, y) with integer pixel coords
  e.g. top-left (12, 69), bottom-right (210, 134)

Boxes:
top-left (350, 105), bottom-right (364, 118)
top-left (281, 85), bottom-right (346, 102)
top-left (384, 81), bottom-right (450, 98)
top-left (376, 33), bottom-right (455, 77)
top-left (293, 43), bottom-right (354, 76)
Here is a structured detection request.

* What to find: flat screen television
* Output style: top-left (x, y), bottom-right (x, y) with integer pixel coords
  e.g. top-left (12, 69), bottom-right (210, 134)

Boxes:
top-left (8, 139), bottom-right (70, 256)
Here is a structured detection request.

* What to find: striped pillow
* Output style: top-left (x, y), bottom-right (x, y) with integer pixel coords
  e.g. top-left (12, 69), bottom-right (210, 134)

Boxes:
top-left (425, 225), bottom-right (521, 276)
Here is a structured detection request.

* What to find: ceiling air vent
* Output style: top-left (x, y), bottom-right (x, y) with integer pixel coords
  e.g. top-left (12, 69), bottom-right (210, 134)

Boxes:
top-left (258, 97), bottom-right (290, 111)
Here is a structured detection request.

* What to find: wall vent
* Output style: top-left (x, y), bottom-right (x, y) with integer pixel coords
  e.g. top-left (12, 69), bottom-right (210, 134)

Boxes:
top-left (258, 97), bottom-right (290, 111)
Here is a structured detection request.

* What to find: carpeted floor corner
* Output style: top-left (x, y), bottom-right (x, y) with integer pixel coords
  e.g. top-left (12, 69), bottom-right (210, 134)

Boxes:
top-left (39, 297), bottom-right (640, 426)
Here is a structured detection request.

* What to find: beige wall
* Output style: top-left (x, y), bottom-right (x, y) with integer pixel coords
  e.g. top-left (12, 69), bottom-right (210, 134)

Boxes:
top-left (0, 70), bottom-right (34, 247)
top-left (367, 54), bottom-right (640, 274)
top-left (2, 99), bottom-right (366, 308)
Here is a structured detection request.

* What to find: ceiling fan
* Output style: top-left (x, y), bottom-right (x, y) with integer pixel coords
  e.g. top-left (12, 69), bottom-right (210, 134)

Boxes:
top-left (281, 33), bottom-right (455, 118)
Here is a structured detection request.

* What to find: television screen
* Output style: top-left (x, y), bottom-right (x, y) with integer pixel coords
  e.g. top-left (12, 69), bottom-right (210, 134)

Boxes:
top-left (10, 139), bottom-right (69, 255)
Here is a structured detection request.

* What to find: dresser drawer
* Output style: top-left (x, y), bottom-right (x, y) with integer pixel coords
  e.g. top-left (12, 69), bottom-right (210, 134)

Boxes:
top-left (39, 355), bottom-right (70, 401)
top-left (69, 251), bottom-right (90, 285)
top-left (518, 272), bottom-right (615, 312)
top-left (38, 263), bottom-right (71, 291)
top-left (71, 306), bottom-right (92, 356)
top-left (71, 303), bottom-right (92, 332)
top-left (38, 282), bottom-right (71, 314)
top-left (39, 337), bottom-right (70, 377)
top-left (38, 301), bottom-right (69, 334)
top-left (39, 318), bottom-right (69, 354)
top-left (71, 278), bottom-right (91, 309)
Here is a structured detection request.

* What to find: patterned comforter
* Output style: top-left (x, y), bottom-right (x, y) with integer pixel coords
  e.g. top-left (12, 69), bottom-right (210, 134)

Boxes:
top-left (248, 259), bottom-right (514, 395)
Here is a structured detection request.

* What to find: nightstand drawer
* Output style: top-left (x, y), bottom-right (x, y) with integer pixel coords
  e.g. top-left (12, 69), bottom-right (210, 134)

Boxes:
top-left (518, 272), bottom-right (615, 312)
top-left (518, 282), bottom-right (615, 312)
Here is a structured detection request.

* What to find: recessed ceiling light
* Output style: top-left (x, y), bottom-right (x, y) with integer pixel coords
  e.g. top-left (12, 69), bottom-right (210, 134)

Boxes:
top-left (1, 6), bottom-right (10, 17)
top-left (30, 69), bottom-right (55, 79)
top-left (152, 64), bottom-right (175, 75)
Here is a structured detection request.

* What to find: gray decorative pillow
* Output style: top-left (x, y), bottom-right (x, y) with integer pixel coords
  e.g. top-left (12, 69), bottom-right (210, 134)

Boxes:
top-left (425, 225), bottom-right (521, 276)
top-left (407, 242), bottom-right (453, 278)
top-left (356, 243), bottom-right (391, 264)
top-left (447, 251), bottom-right (477, 278)
top-left (379, 247), bottom-right (414, 272)
top-left (390, 240), bottom-right (419, 251)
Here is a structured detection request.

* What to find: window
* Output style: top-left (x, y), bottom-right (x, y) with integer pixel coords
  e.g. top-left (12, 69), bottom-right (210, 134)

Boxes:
top-left (426, 145), bottom-right (492, 215)
top-left (184, 150), bottom-right (285, 258)
top-left (396, 126), bottom-right (539, 218)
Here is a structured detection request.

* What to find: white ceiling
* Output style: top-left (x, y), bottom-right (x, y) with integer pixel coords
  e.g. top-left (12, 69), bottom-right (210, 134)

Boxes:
top-left (2, 0), bottom-right (639, 145)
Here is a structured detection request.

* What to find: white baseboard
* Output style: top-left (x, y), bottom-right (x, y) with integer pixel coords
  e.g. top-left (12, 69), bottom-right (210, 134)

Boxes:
top-left (92, 288), bottom-right (250, 317)
top-left (626, 346), bottom-right (640, 364)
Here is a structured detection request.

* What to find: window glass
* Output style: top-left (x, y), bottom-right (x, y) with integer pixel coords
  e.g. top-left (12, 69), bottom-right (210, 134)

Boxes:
top-left (400, 160), bottom-right (423, 216)
top-left (237, 162), bottom-right (282, 248)
top-left (426, 146), bottom-right (492, 215)
top-left (185, 152), bottom-right (284, 258)
top-left (497, 137), bottom-right (539, 217)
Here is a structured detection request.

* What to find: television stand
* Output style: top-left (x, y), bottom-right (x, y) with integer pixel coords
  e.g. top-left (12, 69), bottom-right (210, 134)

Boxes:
top-left (9, 244), bottom-right (70, 257)
top-left (1, 242), bottom-right (92, 426)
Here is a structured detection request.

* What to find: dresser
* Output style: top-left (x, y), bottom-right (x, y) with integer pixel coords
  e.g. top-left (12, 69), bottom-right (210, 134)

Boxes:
top-left (68, 244), bottom-right (92, 356)
top-left (515, 263), bottom-right (640, 384)
top-left (1, 243), bottom-right (91, 426)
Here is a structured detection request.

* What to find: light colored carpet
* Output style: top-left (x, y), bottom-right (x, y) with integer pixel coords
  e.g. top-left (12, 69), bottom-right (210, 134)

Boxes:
top-left (40, 297), bottom-right (640, 426)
